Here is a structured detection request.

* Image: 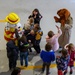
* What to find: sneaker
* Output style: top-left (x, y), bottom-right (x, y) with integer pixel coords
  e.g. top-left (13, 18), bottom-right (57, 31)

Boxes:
top-left (25, 65), bottom-right (28, 67)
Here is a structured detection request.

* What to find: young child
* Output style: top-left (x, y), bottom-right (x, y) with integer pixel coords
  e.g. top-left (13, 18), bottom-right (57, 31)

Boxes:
top-left (26, 29), bottom-right (36, 52)
top-left (18, 35), bottom-right (29, 67)
top-left (24, 17), bottom-right (34, 30)
top-left (46, 25), bottom-right (62, 52)
top-left (56, 49), bottom-right (70, 75)
top-left (11, 67), bottom-right (21, 75)
top-left (28, 8), bottom-right (42, 24)
top-left (65, 43), bottom-right (75, 75)
top-left (33, 23), bottom-right (43, 53)
top-left (28, 17), bottom-right (34, 30)
top-left (40, 43), bottom-right (55, 75)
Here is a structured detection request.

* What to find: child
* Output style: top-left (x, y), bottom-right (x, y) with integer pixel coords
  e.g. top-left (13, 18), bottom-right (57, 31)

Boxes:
top-left (26, 29), bottom-right (36, 52)
top-left (23, 23), bottom-right (31, 36)
top-left (56, 49), bottom-right (70, 75)
top-left (46, 25), bottom-right (62, 51)
top-left (28, 17), bottom-right (34, 30)
top-left (28, 8), bottom-right (42, 24)
top-left (65, 43), bottom-right (75, 74)
top-left (11, 67), bottom-right (21, 75)
top-left (24, 17), bottom-right (34, 31)
top-left (33, 23), bottom-right (43, 53)
top-left (40, 43), bottom-right (55, 75)
top-left (18, 35), bottom-right (29, 67)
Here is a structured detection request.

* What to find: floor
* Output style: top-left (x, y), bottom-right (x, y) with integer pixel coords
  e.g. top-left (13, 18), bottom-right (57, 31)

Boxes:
top-left (0, 0), bottom-right (75, 75)
top-left (0, 50), bottom-right (75, 75)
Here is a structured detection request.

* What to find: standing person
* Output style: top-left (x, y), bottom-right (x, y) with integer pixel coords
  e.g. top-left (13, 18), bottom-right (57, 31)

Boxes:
top-left (28, 8), bottom-right (42, 24)
top-left (33, 23), bottom-right (43, 54)
top-left (18, 35), bottom-right (29, 67)
top-left (23, 17), bottom-right (34, 36)
top-left (64, 43), bottom-right (75, 75)
top-left (26, 29), bottom-right (36, 53)
top-left (54, 8), bottom-right (73, 48)
top-left (27, 17), bottom-right (34, 30)
top-left (40, 43), bottom-right (55, 75)
top-left (56, 49), bottom-right (70, 75)
top-left (46, 25), bottom-right (62, 52)
top-left (6, 40), bottom-right (19, 70)
top-left (11, 67), bottom-right (21, 75)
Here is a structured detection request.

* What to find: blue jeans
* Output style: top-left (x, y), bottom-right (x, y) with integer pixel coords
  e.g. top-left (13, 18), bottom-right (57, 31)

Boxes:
top-left (20, 52), bottom-right (28, 66)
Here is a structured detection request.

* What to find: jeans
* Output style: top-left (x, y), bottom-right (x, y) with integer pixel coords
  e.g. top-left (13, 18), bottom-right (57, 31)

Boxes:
top-left (20, 52), bottom-right (28, 66)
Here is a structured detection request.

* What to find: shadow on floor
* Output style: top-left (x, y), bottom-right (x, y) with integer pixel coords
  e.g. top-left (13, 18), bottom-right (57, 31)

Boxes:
top-left (33, 59), bottom-right (43, 72)
top-left (0, 71), bottom-right (11, 75)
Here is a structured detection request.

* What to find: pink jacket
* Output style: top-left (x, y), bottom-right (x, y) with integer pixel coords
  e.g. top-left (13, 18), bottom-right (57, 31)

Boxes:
top-left (46, 28), bottom-right (62, 51)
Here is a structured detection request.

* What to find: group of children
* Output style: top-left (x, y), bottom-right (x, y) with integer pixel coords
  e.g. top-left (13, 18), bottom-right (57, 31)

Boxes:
top-left (6, 8), bottom-right (75, 75)
top-left (6, 8), bottom-right (43, 70)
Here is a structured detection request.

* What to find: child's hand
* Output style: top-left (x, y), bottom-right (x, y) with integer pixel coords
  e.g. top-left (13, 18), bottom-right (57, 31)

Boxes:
top-left (28, 40), bottom-right (31, 42)
top-left (46, 36), bottom-right (49, 39)
top-left (56, 56), bottom-right (60, 58)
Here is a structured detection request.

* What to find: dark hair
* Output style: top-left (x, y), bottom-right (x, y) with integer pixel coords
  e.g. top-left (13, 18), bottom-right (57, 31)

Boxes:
top-left (33, 8), bottom-right (40, 14)
top-left (11, 67), bottom-right (21, 75)
top-left (61, 49), bottom-right (68, 57)
top-left (20, 35), bottom-right (27, 42)
top-left (34, 23), bottom-right (40, 29)
top-left (48, 31), bottom-right (54, 38)
top-left (45, 43), bottom-right (52, 51)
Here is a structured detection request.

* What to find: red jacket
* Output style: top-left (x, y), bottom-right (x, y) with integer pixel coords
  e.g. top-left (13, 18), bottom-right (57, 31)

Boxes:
top-left (68, 50), bottom-right (75, 66)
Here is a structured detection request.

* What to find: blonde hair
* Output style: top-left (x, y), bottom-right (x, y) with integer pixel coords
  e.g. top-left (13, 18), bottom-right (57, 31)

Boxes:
top-left (67, 43), bottom-right (74, 50)
top-left (29, 18), bottom-right (34, 24)
top-left (24, 23), bottom-right (30, 30)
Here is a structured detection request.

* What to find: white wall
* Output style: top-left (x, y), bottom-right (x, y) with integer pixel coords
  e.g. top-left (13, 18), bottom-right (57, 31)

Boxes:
top-left (0, 0), bottom-right (75, 50)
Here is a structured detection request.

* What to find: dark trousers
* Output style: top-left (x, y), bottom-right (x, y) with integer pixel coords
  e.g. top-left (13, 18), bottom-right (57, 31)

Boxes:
top-left (8, 57), bottom-right (17, 70)
top-left (33, 39), bottom-right (41, 53)
top-left (42, 62), bottom-right (51, 75)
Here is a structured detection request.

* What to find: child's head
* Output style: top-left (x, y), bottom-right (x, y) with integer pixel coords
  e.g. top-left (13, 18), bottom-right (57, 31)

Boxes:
top-left (66, 43), bottom-right (75, 51)
top-left (24, 23), bottom-right (30, 30)
top-left (11, 67), bottom-right (21, 75)
top-left (30, 29), bottom-right (35, 35)
top-left (61, 49), bottom-right (68, 57)
top-left (32, 8), bottom-right (39, 15)
top-left (45, 43), bottom-right (52, 52)
top-left (34, 23), bottom-right (40, 31)
top-left (29, 18), bottom-right (34, 24)
top-left (20, 35), bottom-right (27, 42)
top-left (48, 31), bottom-right (54, 38)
